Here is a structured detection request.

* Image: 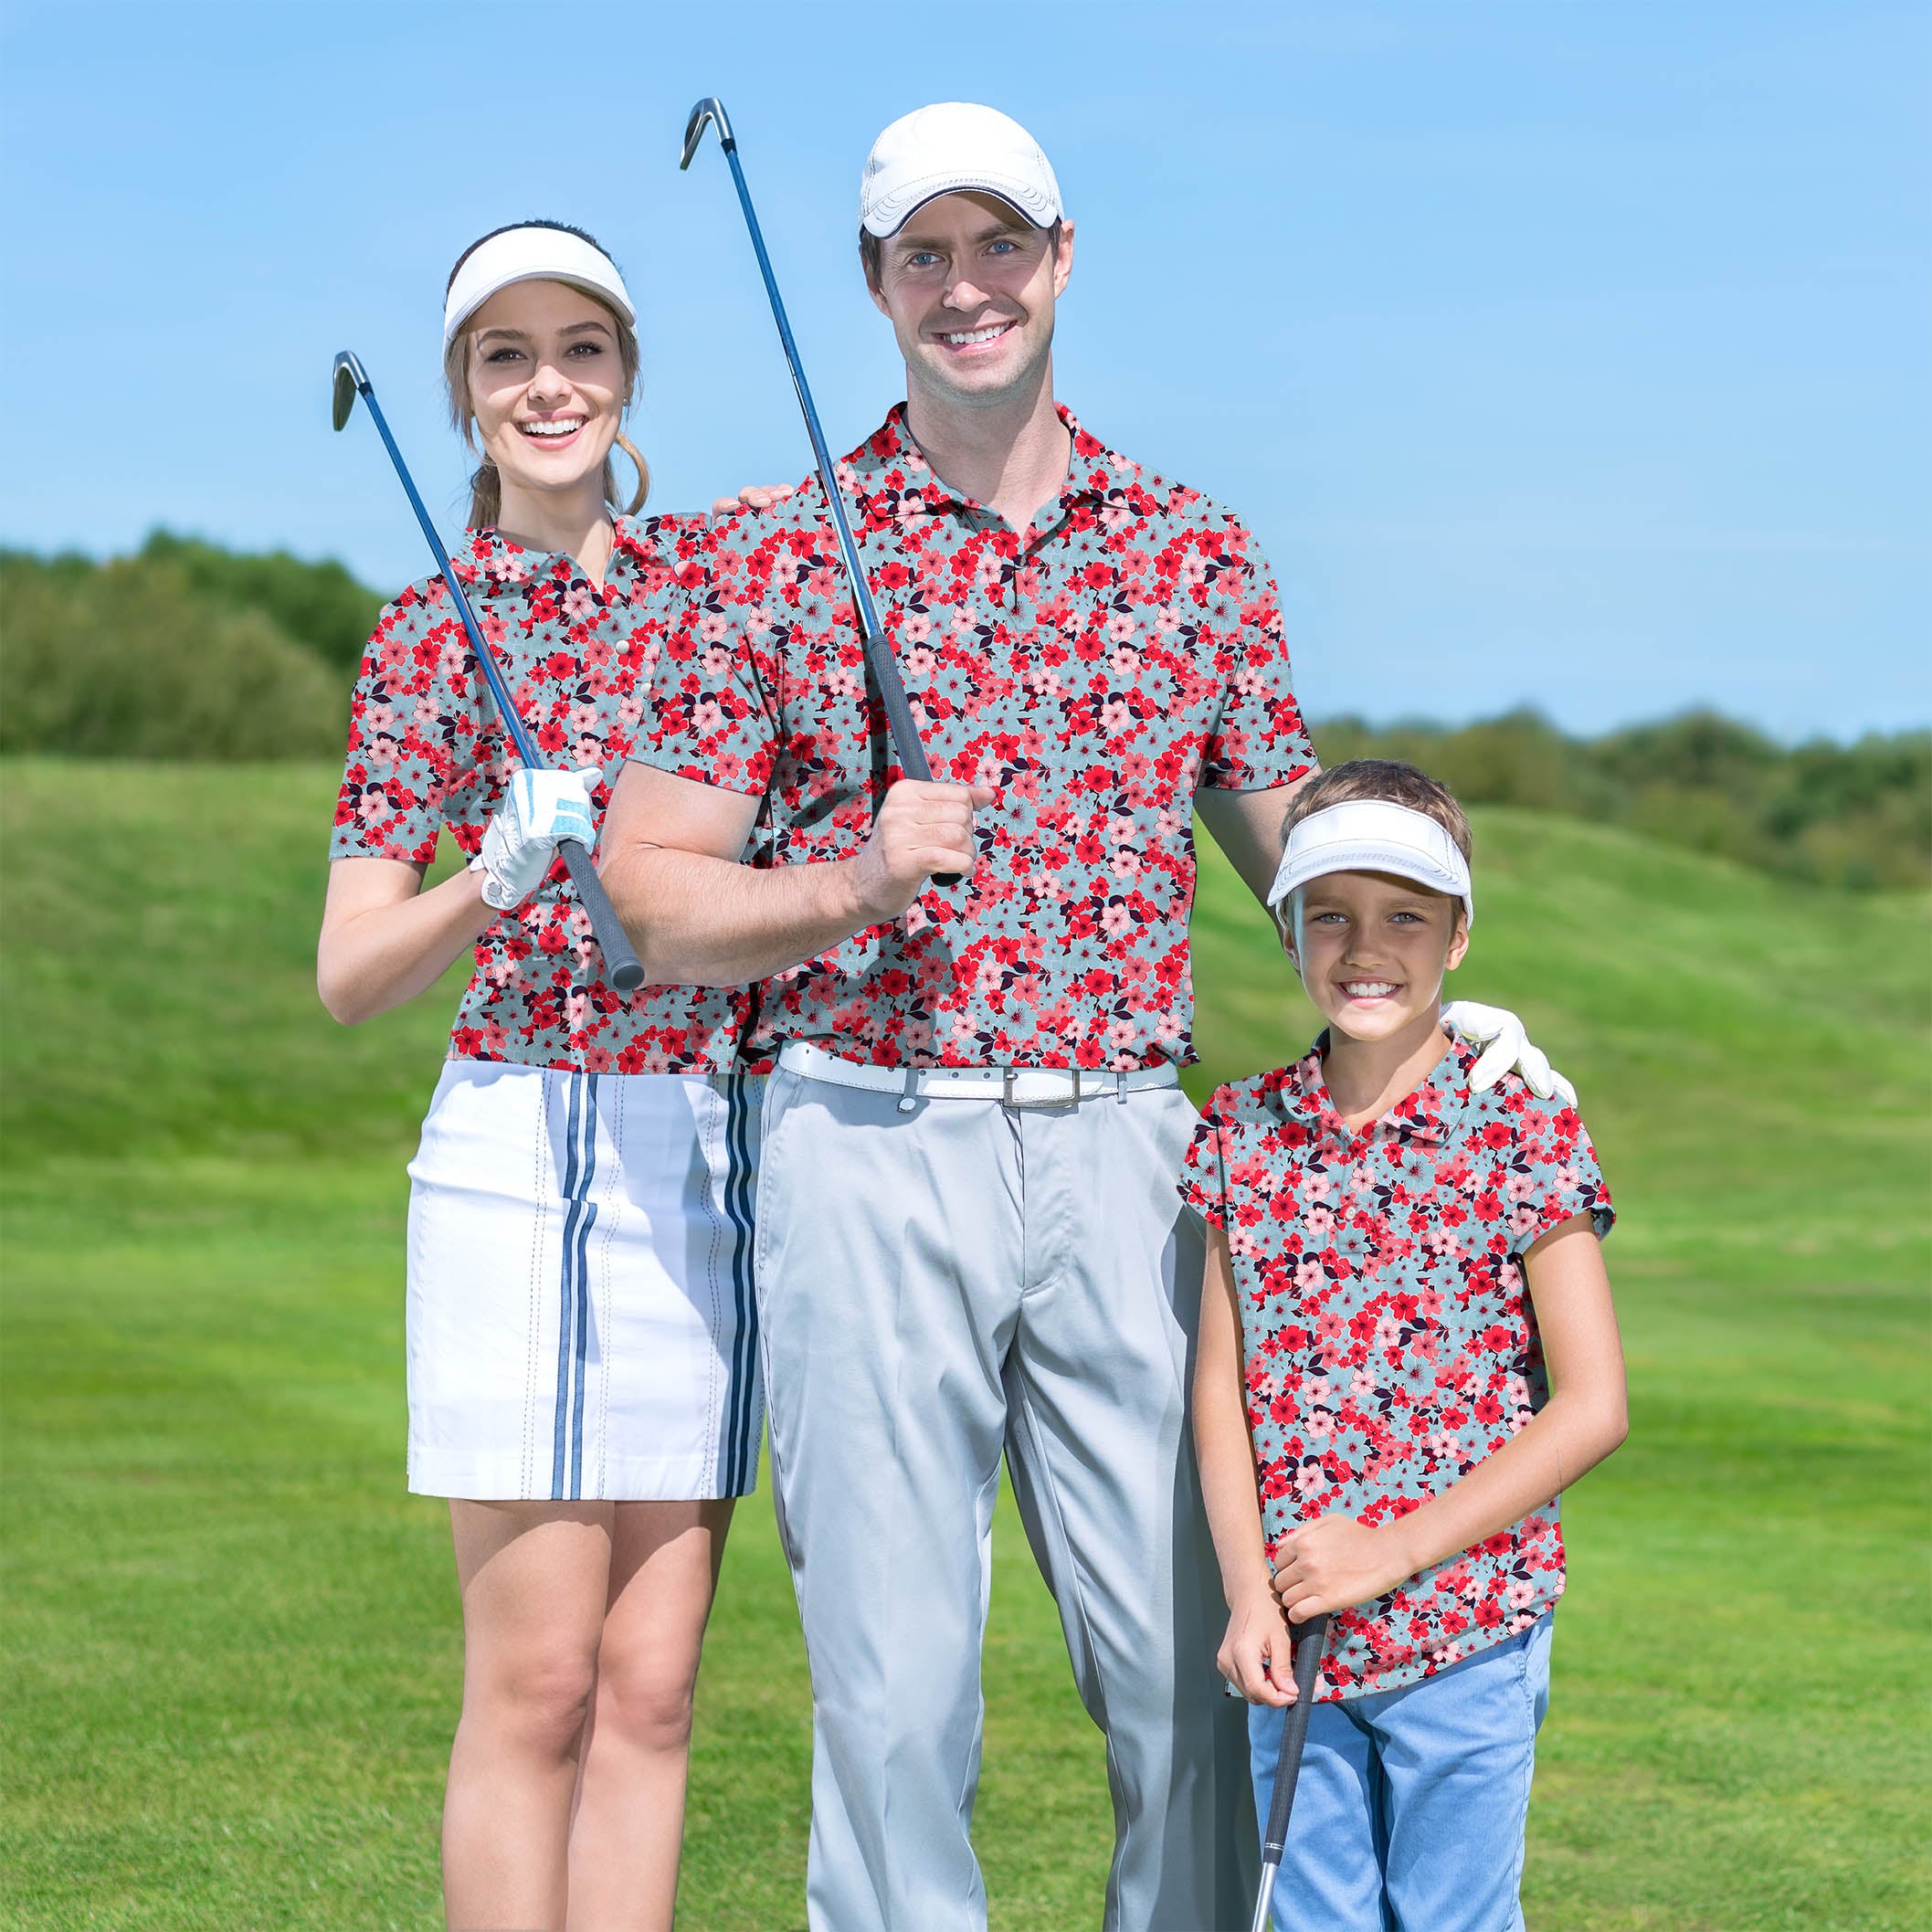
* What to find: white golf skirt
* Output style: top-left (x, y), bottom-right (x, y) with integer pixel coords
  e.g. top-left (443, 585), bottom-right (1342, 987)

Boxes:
top-left (405, 1060), bottom-right (763, 1502)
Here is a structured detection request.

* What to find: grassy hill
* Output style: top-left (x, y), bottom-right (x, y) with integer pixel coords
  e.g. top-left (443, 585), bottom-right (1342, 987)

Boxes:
top-left (3, 759), bottom-right (1927, 1928)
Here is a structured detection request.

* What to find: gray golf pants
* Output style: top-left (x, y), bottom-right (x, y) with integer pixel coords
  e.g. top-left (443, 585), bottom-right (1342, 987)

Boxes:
top-left (755, 1063), bottom-right (1254, 1932)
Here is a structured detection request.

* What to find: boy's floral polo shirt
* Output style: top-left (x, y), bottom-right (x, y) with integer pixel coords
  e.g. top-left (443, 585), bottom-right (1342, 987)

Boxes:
top-left (1181, 1036), bottom-right (1614, 1699)
top-left (638, 404), bottom-right (1314, 1071)
top-left (330, 516), bottom-right (755, 1074)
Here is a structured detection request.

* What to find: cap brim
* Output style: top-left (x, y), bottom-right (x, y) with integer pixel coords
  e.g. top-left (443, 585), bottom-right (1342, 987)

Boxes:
top-left (861, 175), bottom-right (1060, 238)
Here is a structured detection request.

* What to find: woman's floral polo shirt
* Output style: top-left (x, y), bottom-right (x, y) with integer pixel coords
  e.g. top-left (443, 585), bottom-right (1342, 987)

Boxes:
top-left (638, 404), bottom-right (1315, 1072)
top-left (1181, 1036), bottom-right (1614, 1699)
top-left (330, 516), bottom-right (755, 1073)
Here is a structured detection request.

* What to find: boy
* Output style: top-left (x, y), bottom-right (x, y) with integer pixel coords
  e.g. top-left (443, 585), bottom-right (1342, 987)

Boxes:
top-left (1183, 760), bottom-right (1629, 1931)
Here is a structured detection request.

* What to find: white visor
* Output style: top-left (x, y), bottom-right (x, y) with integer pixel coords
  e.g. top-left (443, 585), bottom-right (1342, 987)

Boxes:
top-left (443, 227), bottom-right (635, 346)
top-left (1267, 799), bottom-right (1474, 927)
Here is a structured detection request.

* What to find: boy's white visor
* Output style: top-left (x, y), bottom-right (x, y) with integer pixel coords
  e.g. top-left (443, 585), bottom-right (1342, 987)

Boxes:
top-left (1267, 800), bottom-right (1474, 927)
top-left (444, 227), bottom-right (635, 346)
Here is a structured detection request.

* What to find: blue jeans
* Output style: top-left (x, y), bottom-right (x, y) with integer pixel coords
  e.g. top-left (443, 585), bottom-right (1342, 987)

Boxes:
top-left (1250, 1617), bottom-right (1553, 1932)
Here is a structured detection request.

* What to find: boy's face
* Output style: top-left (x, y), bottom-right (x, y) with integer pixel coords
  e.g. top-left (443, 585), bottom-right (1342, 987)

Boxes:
top-left (1286, 869), bottom-right (1469, 1044)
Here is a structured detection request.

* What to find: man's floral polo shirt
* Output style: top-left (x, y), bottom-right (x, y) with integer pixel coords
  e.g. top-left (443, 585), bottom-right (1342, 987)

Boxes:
top-left (331, 516), bottom-right (754, 1073)
top-left (639, 405), bottom-right (1315, 1071)
top-left (1181, 1036), bottom-right (1614, 1698)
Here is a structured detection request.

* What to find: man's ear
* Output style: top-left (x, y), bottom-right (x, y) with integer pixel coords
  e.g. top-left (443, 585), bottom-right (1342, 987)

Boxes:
top-left (1050, 217), bottom-right (1075, 299)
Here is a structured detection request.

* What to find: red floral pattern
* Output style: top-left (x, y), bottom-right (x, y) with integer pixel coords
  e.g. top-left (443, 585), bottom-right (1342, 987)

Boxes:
top-left (1181, 1038), bottom-right (1613, 1698)
top-left (330, 517), bottom-right (754, 1073)
top-left (639, 406), bottom-right (1315, 1070)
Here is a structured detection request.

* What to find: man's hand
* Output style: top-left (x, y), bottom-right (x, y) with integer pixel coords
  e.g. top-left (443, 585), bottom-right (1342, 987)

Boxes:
top-left (710, 482), bottom-right (799, 516)
top-left (1218, 1585), bottom-right (1299, 1707)
top-left (472, 765), bottom-right (600, 912)
top-left (1442, 999), bottom-right (1578, 1106)
top-left (1270, 1515), bottom-right (1415, 1625)
top-left (849, 779), bottom-right (995, 921)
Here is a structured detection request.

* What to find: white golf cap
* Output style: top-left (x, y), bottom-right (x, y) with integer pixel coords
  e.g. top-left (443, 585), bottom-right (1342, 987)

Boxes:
top-left (444, 225), bottom-right (635, 346)
top-left (1267, 800), bottom-right (1475, 927)
top-left (859, 102), bottom-right (1064, 239)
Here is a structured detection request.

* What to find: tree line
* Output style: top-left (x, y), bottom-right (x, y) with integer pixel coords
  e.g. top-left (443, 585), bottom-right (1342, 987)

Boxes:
top-left (2, 535), bottom-right (1924, 891)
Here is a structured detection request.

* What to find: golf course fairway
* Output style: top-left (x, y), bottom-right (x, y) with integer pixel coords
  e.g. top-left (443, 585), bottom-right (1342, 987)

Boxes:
top-left (3, 759), bottom-right (1926, 1929)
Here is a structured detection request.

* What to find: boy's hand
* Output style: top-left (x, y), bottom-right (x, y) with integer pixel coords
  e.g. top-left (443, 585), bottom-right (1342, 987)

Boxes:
top-left (1271, 1515), bottom-right (1415, 1624)
top-left (1217, 1586), bottom-right (1297, 1707)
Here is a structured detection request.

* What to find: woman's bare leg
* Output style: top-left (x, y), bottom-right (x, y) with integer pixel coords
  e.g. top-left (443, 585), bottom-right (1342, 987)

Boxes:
top-left (444, 1501), bottom-right (614, 1932)
top-left (565, 1498), bottom-right (734, 1932)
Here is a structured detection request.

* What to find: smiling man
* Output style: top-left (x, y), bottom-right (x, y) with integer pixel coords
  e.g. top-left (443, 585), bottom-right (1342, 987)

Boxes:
top-left (601, 103), bottom-right (1314, 1930)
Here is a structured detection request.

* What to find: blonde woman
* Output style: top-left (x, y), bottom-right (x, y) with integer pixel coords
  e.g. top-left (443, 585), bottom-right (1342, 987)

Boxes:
top-left (319, 222), bottom-right (765, 1931)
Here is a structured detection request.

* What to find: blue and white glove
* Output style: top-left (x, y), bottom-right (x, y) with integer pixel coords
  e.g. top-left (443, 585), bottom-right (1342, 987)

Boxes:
top-left (471, 765), bottom-right (600, 912)
top-left (1442, 1000), bottom-right (1578, 1108)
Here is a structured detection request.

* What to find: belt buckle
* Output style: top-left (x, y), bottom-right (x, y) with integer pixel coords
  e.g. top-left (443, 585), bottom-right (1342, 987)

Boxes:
top-left (1002, 1066), bottom-right (1082, 1111)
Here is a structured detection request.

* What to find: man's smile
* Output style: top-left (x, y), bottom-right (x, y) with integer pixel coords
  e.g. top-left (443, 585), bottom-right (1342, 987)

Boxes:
top-left (932, 321), bottom-right (1018, 352)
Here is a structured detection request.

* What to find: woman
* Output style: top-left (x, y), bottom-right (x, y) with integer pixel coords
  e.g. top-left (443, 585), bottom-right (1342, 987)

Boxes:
top-left (319, 221), bottom-right (766, 1932)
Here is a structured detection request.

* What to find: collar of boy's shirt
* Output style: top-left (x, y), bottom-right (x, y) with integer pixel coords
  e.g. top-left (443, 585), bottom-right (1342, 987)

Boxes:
top-left (1277, 1032), bottom-right (1480, 1160)
top-left (448, 519), bottom-right (668, 607)
top-left (850, 401), bottom-right (1123, 539)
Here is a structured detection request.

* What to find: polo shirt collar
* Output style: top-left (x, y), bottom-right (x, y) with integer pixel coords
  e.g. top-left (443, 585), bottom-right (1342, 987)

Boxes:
top-left (1279, 1031), bottom-right (1480, 1156)
top-left (851, 401), bottom-right (1129, 531)
top-left (449, 515), bottom-right (660, 606)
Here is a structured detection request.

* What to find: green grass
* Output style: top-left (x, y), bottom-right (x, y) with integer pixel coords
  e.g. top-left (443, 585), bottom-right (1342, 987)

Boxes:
top-left (3, 760), bottom-right (1927, 1929)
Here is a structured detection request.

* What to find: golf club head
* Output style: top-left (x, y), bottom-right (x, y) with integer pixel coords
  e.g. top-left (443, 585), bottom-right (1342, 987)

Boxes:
top-left (331, 350), bottom-right (369, 432)
top-left (680, 95), bottom-right (734, 169)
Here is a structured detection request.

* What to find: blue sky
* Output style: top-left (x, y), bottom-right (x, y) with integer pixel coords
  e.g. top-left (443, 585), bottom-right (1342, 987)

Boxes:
top-left (3, 1), bottom-right (1925, 738)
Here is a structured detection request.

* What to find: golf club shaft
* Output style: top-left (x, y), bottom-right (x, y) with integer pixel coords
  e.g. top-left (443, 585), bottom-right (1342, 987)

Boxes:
top-left (1249, 1611), bottom-right (1332, 1932)
top-left (709, 137), bottom-right (935, 788)
top-left (337, 363), bottom-right (646, 996)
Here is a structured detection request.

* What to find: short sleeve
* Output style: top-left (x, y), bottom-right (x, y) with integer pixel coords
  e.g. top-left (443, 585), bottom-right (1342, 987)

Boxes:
top-left (1198, 534), bottom-right (1318, 793)
top-left (1178, 1091), bottom-right (1234, 1227)
top-left (634, 518), bottom-right (780, 798)
top-left (1508, 1101), bottom-right (1616, 1255)
top-left (330, 581), bottom-right (461, 864)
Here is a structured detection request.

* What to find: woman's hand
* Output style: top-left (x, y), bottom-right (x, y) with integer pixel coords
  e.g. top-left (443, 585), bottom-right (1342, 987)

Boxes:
top-left (1218, 1585), bottom-right (1298, 1707)
top-left (710, 483), bottom-right (798, 516)
top-left (1271, 1515), bottom-right (1416, 1624)
top-left (473, 765), bottom-right (599, 910)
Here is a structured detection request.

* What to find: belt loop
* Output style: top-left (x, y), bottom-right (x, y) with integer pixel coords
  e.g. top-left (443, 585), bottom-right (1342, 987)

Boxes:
top-left (897, 1066), bottom-right (919, 1114)
top-left (1115, 1070), bottom-right (1128, 1104)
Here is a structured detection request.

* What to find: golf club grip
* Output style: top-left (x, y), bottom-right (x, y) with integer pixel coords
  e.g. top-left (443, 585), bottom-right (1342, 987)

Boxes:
top-left (559, 840), bottom-right (646, 997)
top-left (1262, 1613), bottom-right (1331, 1859)
top-left (860, 628), bottom-right (962, 889)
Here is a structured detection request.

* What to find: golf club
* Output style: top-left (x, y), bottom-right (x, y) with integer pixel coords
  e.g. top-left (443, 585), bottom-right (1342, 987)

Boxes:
top-left (1249, 1611), bottom-right (1332, 1932)
top-left (330, 350), bottom-right (647, 995)
top-left (680, 95), bottom-right (962, 887)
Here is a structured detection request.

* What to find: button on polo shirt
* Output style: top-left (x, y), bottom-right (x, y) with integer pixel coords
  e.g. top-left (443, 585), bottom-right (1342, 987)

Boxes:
top-left (641, 404), bottom-right (1315, 1071)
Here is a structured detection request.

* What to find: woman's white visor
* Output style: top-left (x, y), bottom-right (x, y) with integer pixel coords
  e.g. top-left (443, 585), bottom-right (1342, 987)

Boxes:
top-left (444, 227), bottom-right (635, 346)
top-left (1267, 799), bottom-right (1474, 927)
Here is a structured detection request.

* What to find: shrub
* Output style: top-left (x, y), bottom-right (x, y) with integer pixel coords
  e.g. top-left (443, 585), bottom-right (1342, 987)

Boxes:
top-left (0, 552), bottom-right (343, 759)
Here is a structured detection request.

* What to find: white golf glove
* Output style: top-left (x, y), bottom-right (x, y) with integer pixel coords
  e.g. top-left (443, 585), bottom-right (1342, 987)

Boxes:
top-left (471, 765), bottom-right (601, 912)
top-left (1441, 1000), bottom-right (1578, 1109)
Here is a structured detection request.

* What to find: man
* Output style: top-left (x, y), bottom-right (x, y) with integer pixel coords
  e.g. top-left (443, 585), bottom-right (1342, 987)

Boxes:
top-left (603, 103), bottom-right (1553, 1931)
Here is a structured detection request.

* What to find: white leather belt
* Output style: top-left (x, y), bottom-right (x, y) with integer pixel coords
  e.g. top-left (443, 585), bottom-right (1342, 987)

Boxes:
top-left (776, 1039), bottom-right (1181, 1112)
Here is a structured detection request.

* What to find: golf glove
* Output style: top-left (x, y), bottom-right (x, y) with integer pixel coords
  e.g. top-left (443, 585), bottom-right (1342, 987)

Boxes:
top-left (471, 766), bottom-right (601, 912)
top-left (1442, 1000), bottom-right (1578, 1108)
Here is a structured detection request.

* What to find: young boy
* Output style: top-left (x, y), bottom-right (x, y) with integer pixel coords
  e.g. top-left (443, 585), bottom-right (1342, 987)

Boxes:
top-left (1183, 760), bottom-right (1629, 1931)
